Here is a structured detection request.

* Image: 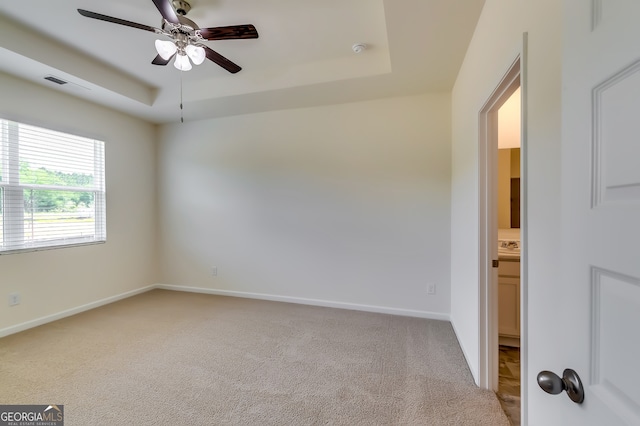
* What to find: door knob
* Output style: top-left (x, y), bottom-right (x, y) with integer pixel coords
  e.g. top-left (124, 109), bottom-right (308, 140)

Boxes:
top-left (537, 369), bottom-right (584, 404)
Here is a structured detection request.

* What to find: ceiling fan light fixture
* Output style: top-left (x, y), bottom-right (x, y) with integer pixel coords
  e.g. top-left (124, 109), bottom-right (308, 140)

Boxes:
top-left (174, 52), bottom-right (193, 71)
top-left (77, 1), bottom-right (257, 75)
top-left (185, 44), bottom-right (206, 65)
top-left (155, 39), bottom-right (177, 60)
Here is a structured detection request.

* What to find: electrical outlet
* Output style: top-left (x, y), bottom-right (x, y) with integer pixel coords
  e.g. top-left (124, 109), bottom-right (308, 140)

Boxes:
top-left (427, 283), bottom-right (436, 295)
top-left (8, 292), bottom-right (21, 306)
top-left (211, 266), bottom-right (218, 277)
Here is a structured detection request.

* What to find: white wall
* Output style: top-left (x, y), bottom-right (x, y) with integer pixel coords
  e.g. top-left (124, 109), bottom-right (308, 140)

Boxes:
top-left (450, 0), bottom-right (522, 382)
top-left (158, 93), bottom-right (451, 317)
top-left (451, 0), bottom-right (563, 423)
top-left (521, 1), bottom-right (563, 423)
top-left (0, 72), bottom-right (158, 334)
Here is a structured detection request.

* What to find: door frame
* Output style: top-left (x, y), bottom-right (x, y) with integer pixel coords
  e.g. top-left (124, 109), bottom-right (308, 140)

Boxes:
top-left (477, 35), bottom-right (528, 420)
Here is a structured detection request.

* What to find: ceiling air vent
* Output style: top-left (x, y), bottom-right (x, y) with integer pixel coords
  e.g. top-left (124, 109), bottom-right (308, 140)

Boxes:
top-left (44, 76), bottom-right (68, 85)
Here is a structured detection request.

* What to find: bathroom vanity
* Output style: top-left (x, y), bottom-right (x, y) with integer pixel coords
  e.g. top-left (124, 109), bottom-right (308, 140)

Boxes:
top-left (498, 229), bottom-right (520, 347)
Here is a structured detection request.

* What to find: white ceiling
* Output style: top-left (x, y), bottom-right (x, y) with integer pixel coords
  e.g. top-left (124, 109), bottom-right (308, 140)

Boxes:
top-left (0, 0), bottom-right (485, 123)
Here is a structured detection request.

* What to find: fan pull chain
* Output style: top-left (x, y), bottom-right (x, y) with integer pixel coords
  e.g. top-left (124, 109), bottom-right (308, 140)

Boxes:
top-left (180, 71), bottom-right (184, 123)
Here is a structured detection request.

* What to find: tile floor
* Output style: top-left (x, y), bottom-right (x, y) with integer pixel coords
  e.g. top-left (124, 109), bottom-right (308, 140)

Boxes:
top-left (497, 345), bottom-right (521, 425)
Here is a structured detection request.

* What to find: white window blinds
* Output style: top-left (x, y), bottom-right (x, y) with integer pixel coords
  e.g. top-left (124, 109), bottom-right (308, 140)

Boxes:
top-left (0, 119), bottom-right (106, 254)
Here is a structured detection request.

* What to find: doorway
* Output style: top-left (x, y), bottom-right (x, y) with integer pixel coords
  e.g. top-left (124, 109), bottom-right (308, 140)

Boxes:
top-left (495, 85), bottom-right (522, 425)
top-left (477, 54), bottom-right (525, 425)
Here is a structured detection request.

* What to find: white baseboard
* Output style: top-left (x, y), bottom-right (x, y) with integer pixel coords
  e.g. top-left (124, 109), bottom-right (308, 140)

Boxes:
top-left (450, 318), bottom-right (479, 385)
top-left (1, 284), bottom-right (451, 338)
top-left (0, 285), bottom-right (155, 338)
top-left (155, 284), bottom-right (451, 321)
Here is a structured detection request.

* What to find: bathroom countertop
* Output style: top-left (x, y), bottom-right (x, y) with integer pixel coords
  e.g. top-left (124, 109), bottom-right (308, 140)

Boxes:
top-left (498, 228), bottom-right (520, 260)
top-left (498, 252), bottom-right (520, 261)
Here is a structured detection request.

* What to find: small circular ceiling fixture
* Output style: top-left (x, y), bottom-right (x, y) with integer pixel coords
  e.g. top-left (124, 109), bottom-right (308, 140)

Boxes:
top-left (352, 43), bottom-right (367, 54)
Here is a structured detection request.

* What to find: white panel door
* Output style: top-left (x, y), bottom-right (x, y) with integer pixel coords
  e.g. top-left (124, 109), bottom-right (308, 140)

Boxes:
top-left (536, 1), bottom-right (640, 424)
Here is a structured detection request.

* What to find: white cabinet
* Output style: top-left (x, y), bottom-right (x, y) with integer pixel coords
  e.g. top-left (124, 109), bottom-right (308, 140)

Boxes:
top-left (498, 258), bottom-right (520, 346)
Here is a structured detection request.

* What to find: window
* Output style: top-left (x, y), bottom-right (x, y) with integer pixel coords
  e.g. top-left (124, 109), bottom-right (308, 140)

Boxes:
top-left (0, 119), bottom-right (105, 254)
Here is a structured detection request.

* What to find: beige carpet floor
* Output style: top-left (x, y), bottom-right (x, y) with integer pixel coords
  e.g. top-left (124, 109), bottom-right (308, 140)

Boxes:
top-left (0, 290), bottom-right (509, 425)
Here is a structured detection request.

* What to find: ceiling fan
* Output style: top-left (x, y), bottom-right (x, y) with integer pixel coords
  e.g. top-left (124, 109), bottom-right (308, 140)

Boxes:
top-left (78, 0), bottom-right (258, 73)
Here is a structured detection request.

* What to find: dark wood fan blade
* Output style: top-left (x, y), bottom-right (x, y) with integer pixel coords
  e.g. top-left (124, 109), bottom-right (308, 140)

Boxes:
top-left (152, 0), bottom-right (180, 24)
top-left (78, 9), bottom-right (158, 32)
top-left (198, 25), bottom-right (259, 40)
top-left (152, 53), bottom-right (175, 65)
top-left (203, 46), bottom-right (242, 73)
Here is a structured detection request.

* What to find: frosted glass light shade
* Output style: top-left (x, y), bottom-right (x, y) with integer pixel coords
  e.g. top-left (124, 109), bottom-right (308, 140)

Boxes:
top-left (155, 39), bottom-right (177, 60)
top-left (185, 45), bottom-right (206, 65)
top-left (174, 53), bottom-right (192, 71)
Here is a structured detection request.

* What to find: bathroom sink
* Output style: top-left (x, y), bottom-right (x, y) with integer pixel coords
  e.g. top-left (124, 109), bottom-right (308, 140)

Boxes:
top-left (498, 240), bottom-right (520, 258)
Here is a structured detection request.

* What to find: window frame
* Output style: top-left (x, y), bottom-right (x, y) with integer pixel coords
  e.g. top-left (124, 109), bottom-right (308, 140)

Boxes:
top-left (0, 118), bottom-right (106, 255)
